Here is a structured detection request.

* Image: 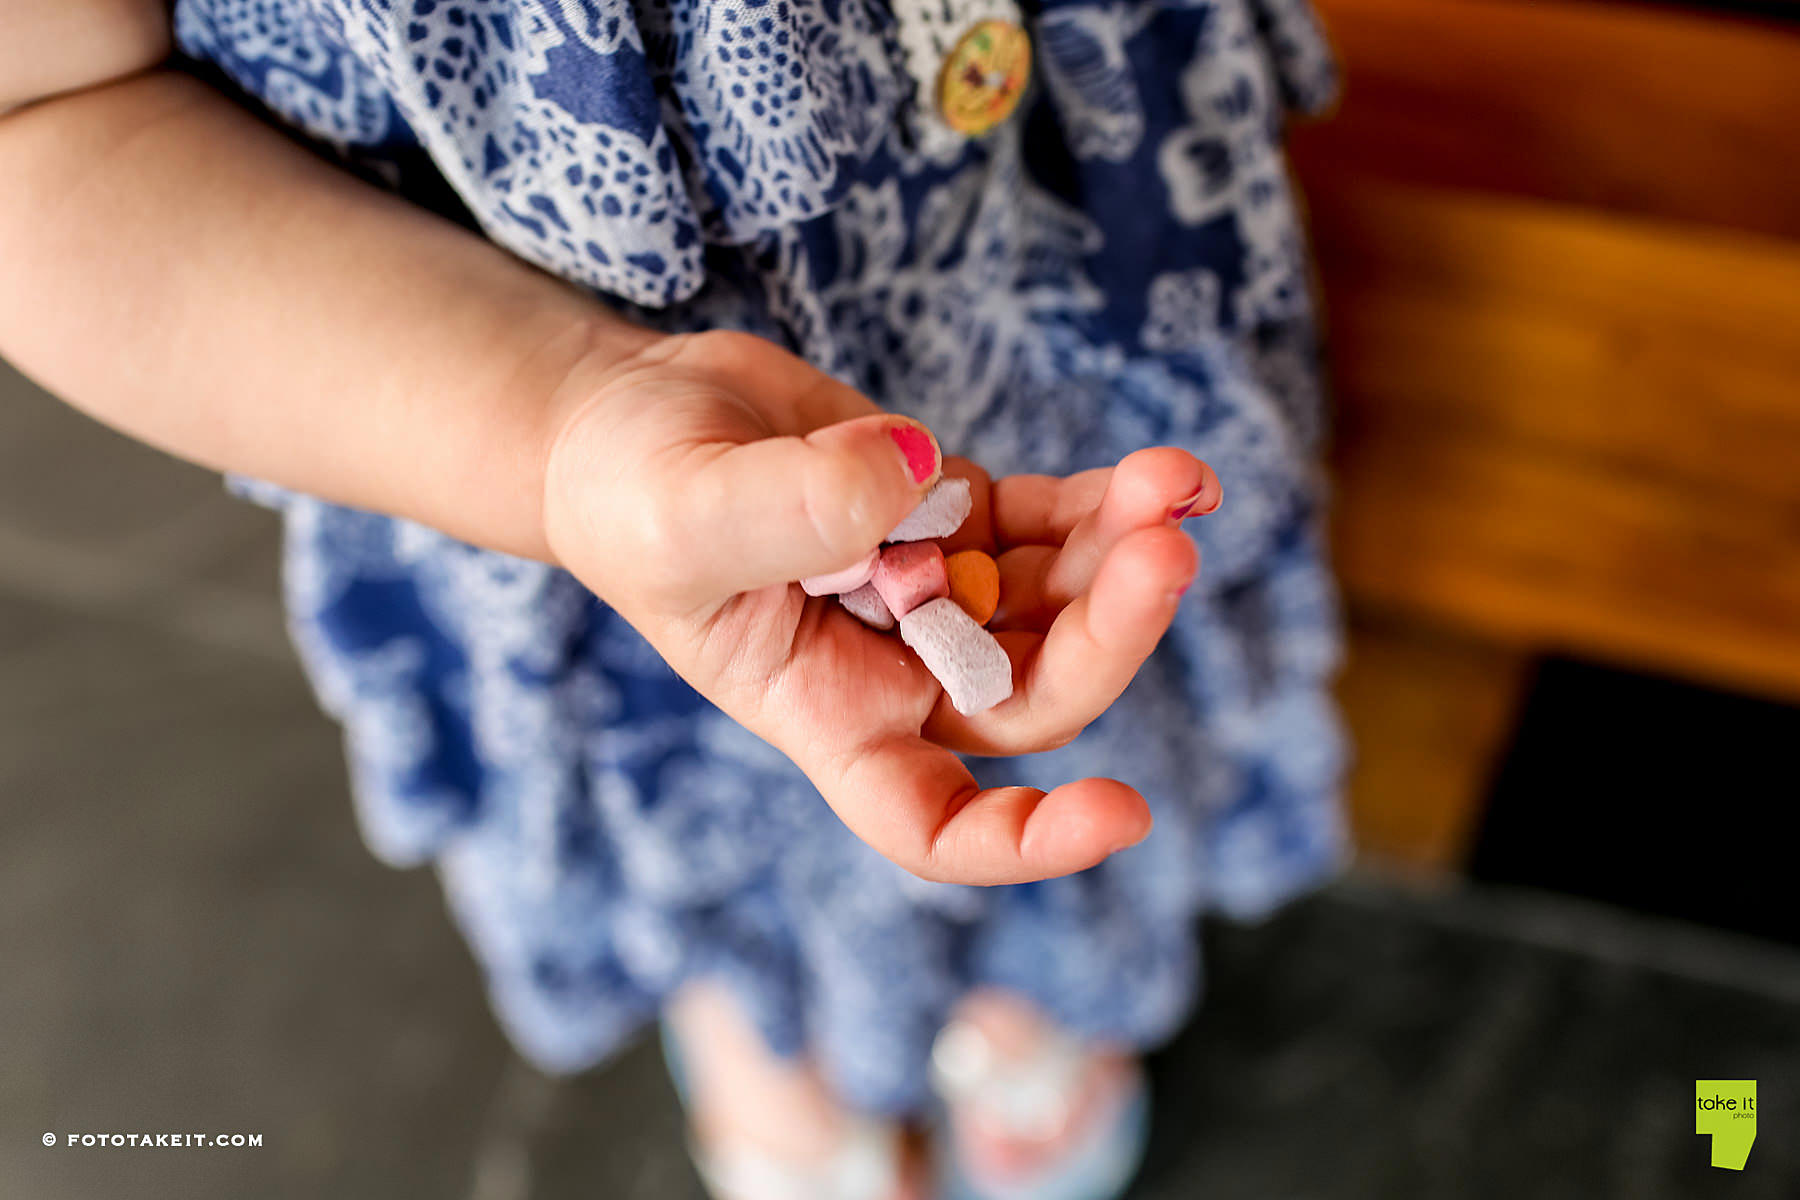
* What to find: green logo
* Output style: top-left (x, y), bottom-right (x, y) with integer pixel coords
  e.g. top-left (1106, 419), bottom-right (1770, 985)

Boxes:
top-left (1695, 1080), bottom-right (1756, 1170)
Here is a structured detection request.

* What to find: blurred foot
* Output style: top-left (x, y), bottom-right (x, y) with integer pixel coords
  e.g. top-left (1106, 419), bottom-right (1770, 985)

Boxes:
top-left (931, 990), bottom-right (1148, 1200)
top-left (664, 982), bottom-right (927, 1200)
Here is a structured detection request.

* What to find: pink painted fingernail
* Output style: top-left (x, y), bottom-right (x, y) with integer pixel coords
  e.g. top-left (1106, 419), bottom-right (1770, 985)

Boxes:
top-left (887, 422), bottom-right (940, 485)
top-left (1168, 481), bottom-right (1222, 520)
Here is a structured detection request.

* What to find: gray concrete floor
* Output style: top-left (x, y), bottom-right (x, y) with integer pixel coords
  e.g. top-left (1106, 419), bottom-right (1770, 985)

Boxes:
top-left (3, 358), bottom-right (1797, 1198)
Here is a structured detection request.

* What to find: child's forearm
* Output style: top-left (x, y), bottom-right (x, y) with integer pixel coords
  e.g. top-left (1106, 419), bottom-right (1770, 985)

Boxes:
top-left (0, 69), bottom-right (664, 562)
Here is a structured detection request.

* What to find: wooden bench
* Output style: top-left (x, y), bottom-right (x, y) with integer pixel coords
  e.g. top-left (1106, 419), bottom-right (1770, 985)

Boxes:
top-left (1287, 0), bottom-right (1800, 868)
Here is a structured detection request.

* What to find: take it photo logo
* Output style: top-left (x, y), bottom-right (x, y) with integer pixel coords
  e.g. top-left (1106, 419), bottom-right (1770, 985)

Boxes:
top-left (1694, 1080), bottom-right (1756, 1170)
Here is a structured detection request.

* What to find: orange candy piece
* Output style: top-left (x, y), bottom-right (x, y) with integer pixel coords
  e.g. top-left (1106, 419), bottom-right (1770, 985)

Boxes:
top-left (944, 549), bottom-right (1000, 625)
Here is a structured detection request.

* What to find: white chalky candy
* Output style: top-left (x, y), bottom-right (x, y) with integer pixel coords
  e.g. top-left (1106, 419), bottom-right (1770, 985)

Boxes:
top-left (839, 582), bottom-right (896, 629)
top-left (799, 548), bottom-right (879, 597)
top-left (898, 597), bottom-right (1014, 715)
top-left (885, 476), bottom-right (973, 543)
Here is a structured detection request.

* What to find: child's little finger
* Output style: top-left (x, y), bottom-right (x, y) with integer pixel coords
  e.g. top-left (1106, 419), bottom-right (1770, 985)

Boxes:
top-left (815, 732), bottom-right (1151, 885)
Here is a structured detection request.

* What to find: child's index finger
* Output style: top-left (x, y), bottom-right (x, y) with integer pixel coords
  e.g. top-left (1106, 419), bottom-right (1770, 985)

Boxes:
top-left (989, 467), bottom-right (1112, 550)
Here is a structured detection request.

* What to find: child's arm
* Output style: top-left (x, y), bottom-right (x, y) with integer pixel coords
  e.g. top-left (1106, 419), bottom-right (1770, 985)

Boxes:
top-left (0, 3), bottom-right (1211, 886)
top-left (0, 24), bottom-right (660, 562)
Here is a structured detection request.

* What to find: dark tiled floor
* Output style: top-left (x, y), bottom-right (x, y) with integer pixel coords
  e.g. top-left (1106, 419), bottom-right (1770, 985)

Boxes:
top-left (4, 359), bottom-right (1797, 1198)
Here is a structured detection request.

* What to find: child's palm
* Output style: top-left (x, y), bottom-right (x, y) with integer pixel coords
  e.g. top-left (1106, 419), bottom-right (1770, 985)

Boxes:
top-left (544, 331), bottom-right (1208, 885)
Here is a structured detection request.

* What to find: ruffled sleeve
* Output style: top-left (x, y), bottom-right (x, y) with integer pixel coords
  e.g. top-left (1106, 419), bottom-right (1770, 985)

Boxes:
top-left (175, 0), bottom-right (906, 309)
top-left (1244, 0), bottom-right (1339, 116)
top-left (303, 0), bottom-right (710, 307)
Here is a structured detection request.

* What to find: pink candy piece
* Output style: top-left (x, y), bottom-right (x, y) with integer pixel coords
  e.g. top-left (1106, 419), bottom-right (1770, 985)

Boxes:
top-left (899, 598), bottom-right (1014, 715)
top-left (886, 476), bottom-right (973, 543)
top-left (799, 548), bottom-right (879, 597)
top-left (871, 542), bottom-right (949, 621)
top-left (838, 582), bottom-right (895, 630)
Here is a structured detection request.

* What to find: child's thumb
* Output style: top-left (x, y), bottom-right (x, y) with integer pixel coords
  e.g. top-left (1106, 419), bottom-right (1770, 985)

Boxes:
top-left (672, 415), bottom-right (942, 600)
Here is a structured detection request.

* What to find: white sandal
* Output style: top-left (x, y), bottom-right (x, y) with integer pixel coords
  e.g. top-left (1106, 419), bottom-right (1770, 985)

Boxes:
top-left (688, 1114), bottom-right (906, 1200)
top-left (929, 1018), bottom-right (1150, 1200)
top-left (661, 1022), bottom-right (915, 1200)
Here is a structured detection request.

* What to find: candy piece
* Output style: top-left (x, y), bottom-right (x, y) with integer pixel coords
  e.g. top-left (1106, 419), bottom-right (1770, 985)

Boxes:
top-left (898, 598), bottom-right (1014, 715)
top-left (871, 542), bottom-right (949, 621)
top-left (886, 476), bottom-right (973, 543)
top-left (838, 582), bottom-right (896, 630)
top-left (799, 548), bottom-right (879, 597)
top-left (944, 549), bottom-right (1000, 625)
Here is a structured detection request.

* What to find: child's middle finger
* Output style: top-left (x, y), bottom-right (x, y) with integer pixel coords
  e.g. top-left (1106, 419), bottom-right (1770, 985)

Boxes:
top-left (930, 525), bottom-right (1198, 756)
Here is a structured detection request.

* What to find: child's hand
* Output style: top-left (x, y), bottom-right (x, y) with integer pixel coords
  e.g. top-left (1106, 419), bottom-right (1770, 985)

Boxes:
top-left (543, 331), bottom-right (1210, 885)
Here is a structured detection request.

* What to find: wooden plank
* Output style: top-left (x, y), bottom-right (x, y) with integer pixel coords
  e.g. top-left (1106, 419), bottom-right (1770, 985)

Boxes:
top-left (1337, 609), bottom-right (1532, 873)
top-left (1335, 415), bottom-right (1800, 700)
top-left (1312, 181), bottom-right (1800, 701)
top-left (1313, 181), bottom-right (1800, 505)
top-left (1291, 0), bottom-right (1800, 239)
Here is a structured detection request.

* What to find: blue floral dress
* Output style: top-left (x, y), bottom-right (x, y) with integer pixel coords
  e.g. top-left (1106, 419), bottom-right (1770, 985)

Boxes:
top-left (174, 0), bottom-right (1349, 1113)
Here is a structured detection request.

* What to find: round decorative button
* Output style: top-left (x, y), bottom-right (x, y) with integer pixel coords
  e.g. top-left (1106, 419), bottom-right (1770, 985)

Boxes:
top-left (936, 19), bottom-right (1032, 136)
